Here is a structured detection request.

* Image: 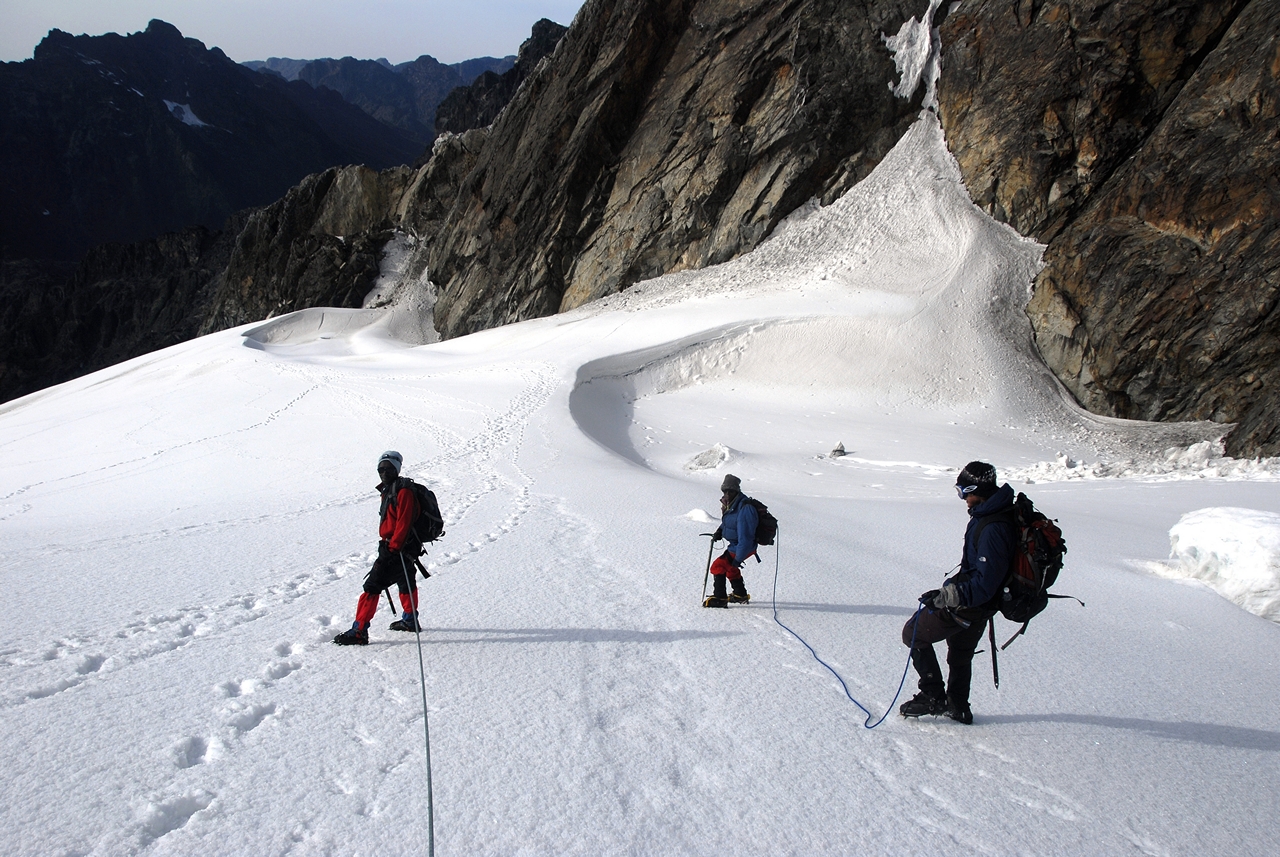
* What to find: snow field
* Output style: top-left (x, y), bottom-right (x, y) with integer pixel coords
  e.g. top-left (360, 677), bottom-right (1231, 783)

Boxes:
top-left (1, 114), bottom-right (1278, 855)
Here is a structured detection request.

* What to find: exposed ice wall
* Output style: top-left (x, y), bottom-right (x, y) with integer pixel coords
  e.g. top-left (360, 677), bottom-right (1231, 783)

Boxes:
top-left (1170, 508), bottom-right (1280, 622)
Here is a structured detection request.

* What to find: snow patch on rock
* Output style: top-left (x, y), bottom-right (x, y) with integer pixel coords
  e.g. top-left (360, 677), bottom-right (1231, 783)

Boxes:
top-left (163, 100), bottom-right (209, 128)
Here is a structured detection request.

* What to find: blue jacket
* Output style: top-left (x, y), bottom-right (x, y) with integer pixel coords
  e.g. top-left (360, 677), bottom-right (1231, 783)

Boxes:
top-left (949, 483), bottom-right (1017, 609)
top-left (721, 493), bottom-right (759, 566)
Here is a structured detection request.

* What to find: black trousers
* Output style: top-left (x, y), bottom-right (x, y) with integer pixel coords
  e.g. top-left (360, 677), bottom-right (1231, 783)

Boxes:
top-left (362, 542), bottom-right (418, 596)
top-left (902, 607), bottom-right (990, 706)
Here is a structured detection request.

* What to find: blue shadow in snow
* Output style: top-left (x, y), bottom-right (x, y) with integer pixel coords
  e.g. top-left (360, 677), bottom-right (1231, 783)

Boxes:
top-left (381, 627), bottom-right (744, 645)
top-left (981, 713), bottom-right (1280, 751)
top-left (767, 601), bottom-right (917, 617)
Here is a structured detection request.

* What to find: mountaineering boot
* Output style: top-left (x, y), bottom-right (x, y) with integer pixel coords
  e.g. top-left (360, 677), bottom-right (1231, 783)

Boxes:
top-left (389, 611), bottom-right (422, 632)
top-left (705, 574), bottom-right (728, 608)
top-left (946, 696), bottom-right (973, 725)
top-left (728, 575), bottom-right (750, 604)
top-left (333, 622), bottom-right (369, 646)
top-left (898, 690), bottom-right (947, 717)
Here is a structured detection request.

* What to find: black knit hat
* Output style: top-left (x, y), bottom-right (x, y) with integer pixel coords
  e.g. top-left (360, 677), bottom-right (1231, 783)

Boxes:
top-left (957, 461), bottom-right (997, 497)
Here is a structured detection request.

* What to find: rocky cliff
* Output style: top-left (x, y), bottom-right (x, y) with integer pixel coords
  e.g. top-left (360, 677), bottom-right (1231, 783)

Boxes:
top-left (936, 0), bottom-right (1280, 455)
top-left (426, 0), bottom-right (936, 337)
top-left (8, 1), bottom-right (1279, 461)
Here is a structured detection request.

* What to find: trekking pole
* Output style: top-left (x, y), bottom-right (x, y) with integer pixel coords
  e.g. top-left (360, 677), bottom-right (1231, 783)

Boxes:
top-left (398, 553), bottom-right (435, 857)
top-left (988, 618), bottom-right (1000, 688)
top-left (699, 533), bottom-right (716, 603)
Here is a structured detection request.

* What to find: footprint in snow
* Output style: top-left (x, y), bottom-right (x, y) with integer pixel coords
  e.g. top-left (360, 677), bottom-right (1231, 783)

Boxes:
top-left (223, 700), bottom-right (277, 734)
top-left (170, 736), bottom-right (209, 769)
top-left (133, 789), bottom-right (215, 845)
top-left (262, 659), bottom-right (300, 681)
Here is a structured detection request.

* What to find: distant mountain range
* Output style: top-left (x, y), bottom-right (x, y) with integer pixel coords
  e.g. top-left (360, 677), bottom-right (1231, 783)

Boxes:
top-left (244, 54), bottom-right (516, 144)
top-left (0, 20), bottom-right (430, 264)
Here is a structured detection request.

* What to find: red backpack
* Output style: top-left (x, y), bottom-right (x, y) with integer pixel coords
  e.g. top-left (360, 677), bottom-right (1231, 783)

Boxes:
top-left (976, 492), bottom-right (1079, 682)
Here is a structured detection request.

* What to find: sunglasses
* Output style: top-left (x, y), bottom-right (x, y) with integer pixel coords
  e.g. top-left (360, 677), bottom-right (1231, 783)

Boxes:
top-left (955, 483), bottom-right (978, 499)
top-left (378, 464), bottom-right (396, 474)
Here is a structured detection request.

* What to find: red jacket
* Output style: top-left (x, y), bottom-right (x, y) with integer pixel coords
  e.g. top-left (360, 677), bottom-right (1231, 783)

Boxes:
top-left (379, 482), bottom-right (418, 552)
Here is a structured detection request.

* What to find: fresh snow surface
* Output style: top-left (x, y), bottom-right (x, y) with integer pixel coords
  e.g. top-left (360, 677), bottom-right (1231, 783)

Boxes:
top-left (2, 115), bottom-right (1279, 855)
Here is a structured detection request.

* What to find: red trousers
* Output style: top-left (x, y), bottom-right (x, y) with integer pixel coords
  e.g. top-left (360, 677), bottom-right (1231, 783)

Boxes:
top-left (710, 552), bottom-right (751, 579)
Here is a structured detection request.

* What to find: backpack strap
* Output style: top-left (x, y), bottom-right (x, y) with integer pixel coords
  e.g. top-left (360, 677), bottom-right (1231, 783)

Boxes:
top-left (973, 507), bottom-right (1018, 548)
top-left (1000, 620), bottom-right (1031, 650)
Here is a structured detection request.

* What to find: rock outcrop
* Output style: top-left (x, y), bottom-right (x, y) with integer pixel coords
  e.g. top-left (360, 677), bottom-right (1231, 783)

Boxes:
top-left (426, 0), bottom-right (937, 338)
top-left (199, 128), bottom-right (491, 333)
top-left (0, 219), bottom-right (242, 402)
top-left (937, 0), bottom-right (1280, 456)
top-left (199, 167), bottom-right (413, 333)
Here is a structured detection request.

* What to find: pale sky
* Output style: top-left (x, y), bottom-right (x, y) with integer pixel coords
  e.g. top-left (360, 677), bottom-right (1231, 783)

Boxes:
top-left (0, 1), bottom-right (587, 65)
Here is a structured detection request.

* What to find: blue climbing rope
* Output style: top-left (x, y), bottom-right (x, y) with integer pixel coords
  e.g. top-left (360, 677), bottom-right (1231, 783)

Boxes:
top-left (769, 529), bottom-right (920, 729)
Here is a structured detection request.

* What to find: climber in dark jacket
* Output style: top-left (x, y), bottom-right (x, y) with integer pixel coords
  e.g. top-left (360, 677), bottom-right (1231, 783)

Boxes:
top-left (899, 461), bottom-right (1017, 723)
top-left (334, 450), bottom-right (422, 646)
top-left (704, 474), bottom-right (757, 608)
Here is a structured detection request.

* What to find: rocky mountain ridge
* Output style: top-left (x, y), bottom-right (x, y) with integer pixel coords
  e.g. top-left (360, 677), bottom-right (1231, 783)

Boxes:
top-left (277, 53), bottom-right (514, 145)
top-left (434, 19), bottom-right (569, 135)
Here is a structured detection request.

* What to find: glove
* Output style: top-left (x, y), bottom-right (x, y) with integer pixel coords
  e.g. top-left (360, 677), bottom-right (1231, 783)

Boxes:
top-left (712, 527), bottom-right (723, 541)
top-left (919, 589), bottom-right (940, 606)
top-left (932, 585), bottom-right (961, 610)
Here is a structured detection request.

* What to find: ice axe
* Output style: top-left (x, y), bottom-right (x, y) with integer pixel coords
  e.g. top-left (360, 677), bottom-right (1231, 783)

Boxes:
top-left (700, 533), bottom-right (717, 603)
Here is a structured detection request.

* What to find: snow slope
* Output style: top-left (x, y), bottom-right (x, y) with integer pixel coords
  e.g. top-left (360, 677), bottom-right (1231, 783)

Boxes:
top-left (2, 115), bottom-right (1279, 856)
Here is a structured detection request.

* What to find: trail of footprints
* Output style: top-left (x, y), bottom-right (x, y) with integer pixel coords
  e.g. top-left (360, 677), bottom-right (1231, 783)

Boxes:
top-left (114, 639), bottom-right (305, 850)
top-left (169, 640), bottom-right (299, 772)
top-left (12, 364), bottom-right (561, 848)
top-left (3, 553), bottom-right (367, 709)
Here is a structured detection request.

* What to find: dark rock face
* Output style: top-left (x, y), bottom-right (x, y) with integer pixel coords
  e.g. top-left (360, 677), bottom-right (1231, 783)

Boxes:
top-left (428, 0), bottom-right (934, 338)
top-left (199, 128), bottom-right (493, 334)
top-left (0, 20), bottom-right (422, 264)
top-left (938, 0), bottom-right (1244, 242)
top-left (200, 165), bottom-right (416, 333)
top-left (0, 219), bottom-right (242, 403)
top-left (937, 0), bottom-right (1280, 456)
top-left (434, 19), bottom-right (569, 135)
